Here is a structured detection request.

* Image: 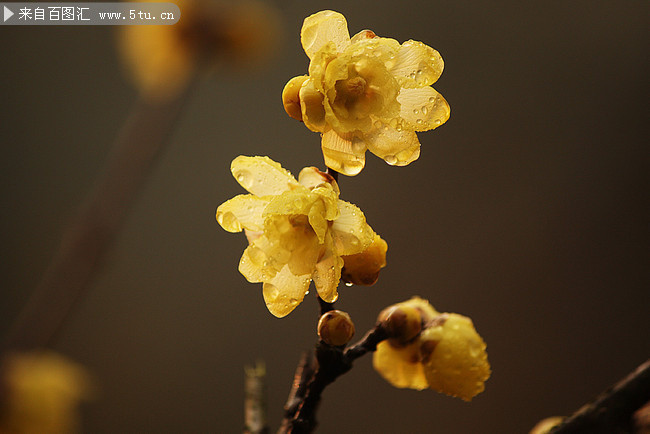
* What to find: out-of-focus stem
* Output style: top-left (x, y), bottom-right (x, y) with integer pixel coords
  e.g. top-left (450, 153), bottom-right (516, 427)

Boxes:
top-left (244, 360), bottom-right (268, 434)
top-left (550, 359), bottom-right (650, 434)
top-left (2, 81), bottom-right (195, 352)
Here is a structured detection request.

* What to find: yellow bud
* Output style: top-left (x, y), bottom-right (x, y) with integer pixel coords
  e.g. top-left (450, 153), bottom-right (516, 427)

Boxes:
top-left (317, 310), bottom-right (355, 346)
top-left (282, 76), bottom-right (309, 121)
top-left (377, 305), bottom-right (422, 344)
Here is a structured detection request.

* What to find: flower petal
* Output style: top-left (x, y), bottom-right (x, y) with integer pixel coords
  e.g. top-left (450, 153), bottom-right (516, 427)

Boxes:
top-left (321, 130), bottom-right (366, 176)
top-left (263, 187), bottom-right (314, 218)
top-left (238, 235), bottom-right (286, 283)
top-left (399, 297), bottom-right (440, 323)
top-left (364, 125), bottom-right (421, 166)
top-left (420, 314), bottom-right (491, 401)
top-left (282, 75), bottom-right (309, 121)
top-left (301, 10), bottom-right (350, 59)
top-left (216, 194), bottom-right (269, 233)
top-left (390, 40), bottom-right (444, 89)
top-left (373, 341), bottom-right (429, 390)
top-left (299, 79), bottom-right (327, 132)
top-left (298, 167), bottom-right (340, 194)
top-left (341, 233), bottom-right (388, 286)
top-left (286, 230), bottom-right (321, 277)
top-left (231, 156), bottom-right (299, 197)
top-left (331, 200), bottom-right (374, 255)
top-left (262, 265), bottom-right (311, 318)
top-left (312, 233), bottom-right (343, 302)
top-left (397, 87), bottom-right (450, 132)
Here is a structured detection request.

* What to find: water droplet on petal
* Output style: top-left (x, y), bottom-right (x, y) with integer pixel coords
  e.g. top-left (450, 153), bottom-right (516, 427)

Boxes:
top-left (428, 96), bottom-right (436, 103)
top-left (385, 155), bottom-right (397, 165)
top-left (421, 107), bottom-right (428, 115)
top-left (345, 282), bottom-right (353, 287)
top-left (413, 108), bottom-right (419, 115)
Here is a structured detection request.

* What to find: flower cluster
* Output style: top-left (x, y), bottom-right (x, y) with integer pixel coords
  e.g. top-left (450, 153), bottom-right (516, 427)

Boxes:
top-left (282, 10), bottom-right (450, 175)
top-left (216, 156), bottom-right (385, 317)
top-left (373, 297), bottom-right (490, 401)
top-left (216, 10), bottom-right (490, 409)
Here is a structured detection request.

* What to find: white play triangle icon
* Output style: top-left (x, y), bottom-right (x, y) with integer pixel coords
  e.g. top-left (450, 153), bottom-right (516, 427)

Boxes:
top-left (4, 5), bottom-right (14, 22)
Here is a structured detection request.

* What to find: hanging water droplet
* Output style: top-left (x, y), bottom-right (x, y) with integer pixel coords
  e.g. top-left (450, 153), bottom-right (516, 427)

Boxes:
top-left (385, 155), bottom-right (397, 165)
top-left (345, 282), bottom-right (353, 287)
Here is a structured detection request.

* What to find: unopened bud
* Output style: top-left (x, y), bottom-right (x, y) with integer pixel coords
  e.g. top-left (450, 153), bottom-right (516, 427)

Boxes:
top-left (317, 310), bottom-right (355, 346)
top-left (282, 76), bottom-right (308, 121)
top-left (378, 305), bottom-right (422, 344)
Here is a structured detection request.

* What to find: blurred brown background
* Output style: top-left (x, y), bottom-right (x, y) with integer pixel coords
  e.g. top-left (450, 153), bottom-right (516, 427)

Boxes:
top-left (1, 0), bottom-right (648, 432)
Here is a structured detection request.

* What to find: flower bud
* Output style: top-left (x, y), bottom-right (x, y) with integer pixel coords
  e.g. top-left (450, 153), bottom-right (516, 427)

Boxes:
top-left (317, 310), bottom-right (355, 346)
top-left (282, 76), bottom-right (308, 121)
top-left (378, 305), bottom-right (422, 344)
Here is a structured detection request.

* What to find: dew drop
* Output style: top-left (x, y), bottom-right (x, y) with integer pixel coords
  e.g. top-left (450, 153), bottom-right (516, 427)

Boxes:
top-left (428, 96), bottom-right (436, 103)
top-left (304, 289), bottom-right (310, 295)
top-left (434, 119), bottom-right (441, 125)
top-left (421, 106), bottom-right (428, 115)
top-left (385, 155), bottom-right (397, 165)
top-left (413, 108), bottom-right (419, 115)
top-left (416, 119), bottom-right (423, 125)
top-left (345, 282), bottom-right (353, 287)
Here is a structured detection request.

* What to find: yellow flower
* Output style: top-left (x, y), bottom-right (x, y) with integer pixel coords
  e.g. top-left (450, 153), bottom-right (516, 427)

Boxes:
top-left (282, 10), bottom-right (450, 176)
top-left (216, 156), bottom-right (379, 317)
top-left (0, 351), bottom-right (92, 434)
top-left (373, 297), bottom-right (490, 401)
top-left (119, 0), bottom-right (281, 101)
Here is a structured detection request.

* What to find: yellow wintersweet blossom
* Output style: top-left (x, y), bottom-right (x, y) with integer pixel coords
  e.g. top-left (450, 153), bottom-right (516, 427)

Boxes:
top-left (282, 10), bottom-right (450, 175)
top-left (216, 156), bottom-right (380, 317)
top-left (119, 0), bottom-right (281, 101)
top-left (0, 351), bottom-right (92, 434)
top-left (373, 297), bottom-right (490, 401)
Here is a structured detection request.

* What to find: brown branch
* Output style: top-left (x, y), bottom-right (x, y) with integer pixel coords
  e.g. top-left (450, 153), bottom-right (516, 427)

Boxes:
top-left (280, 325), bottom-right (387, 434)
top-left (550, 359), bottom-right (650, 434)
top-left (278, 351), bottom-right (315, 434)
top-left (2, 81), bottom-right (196, 353)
